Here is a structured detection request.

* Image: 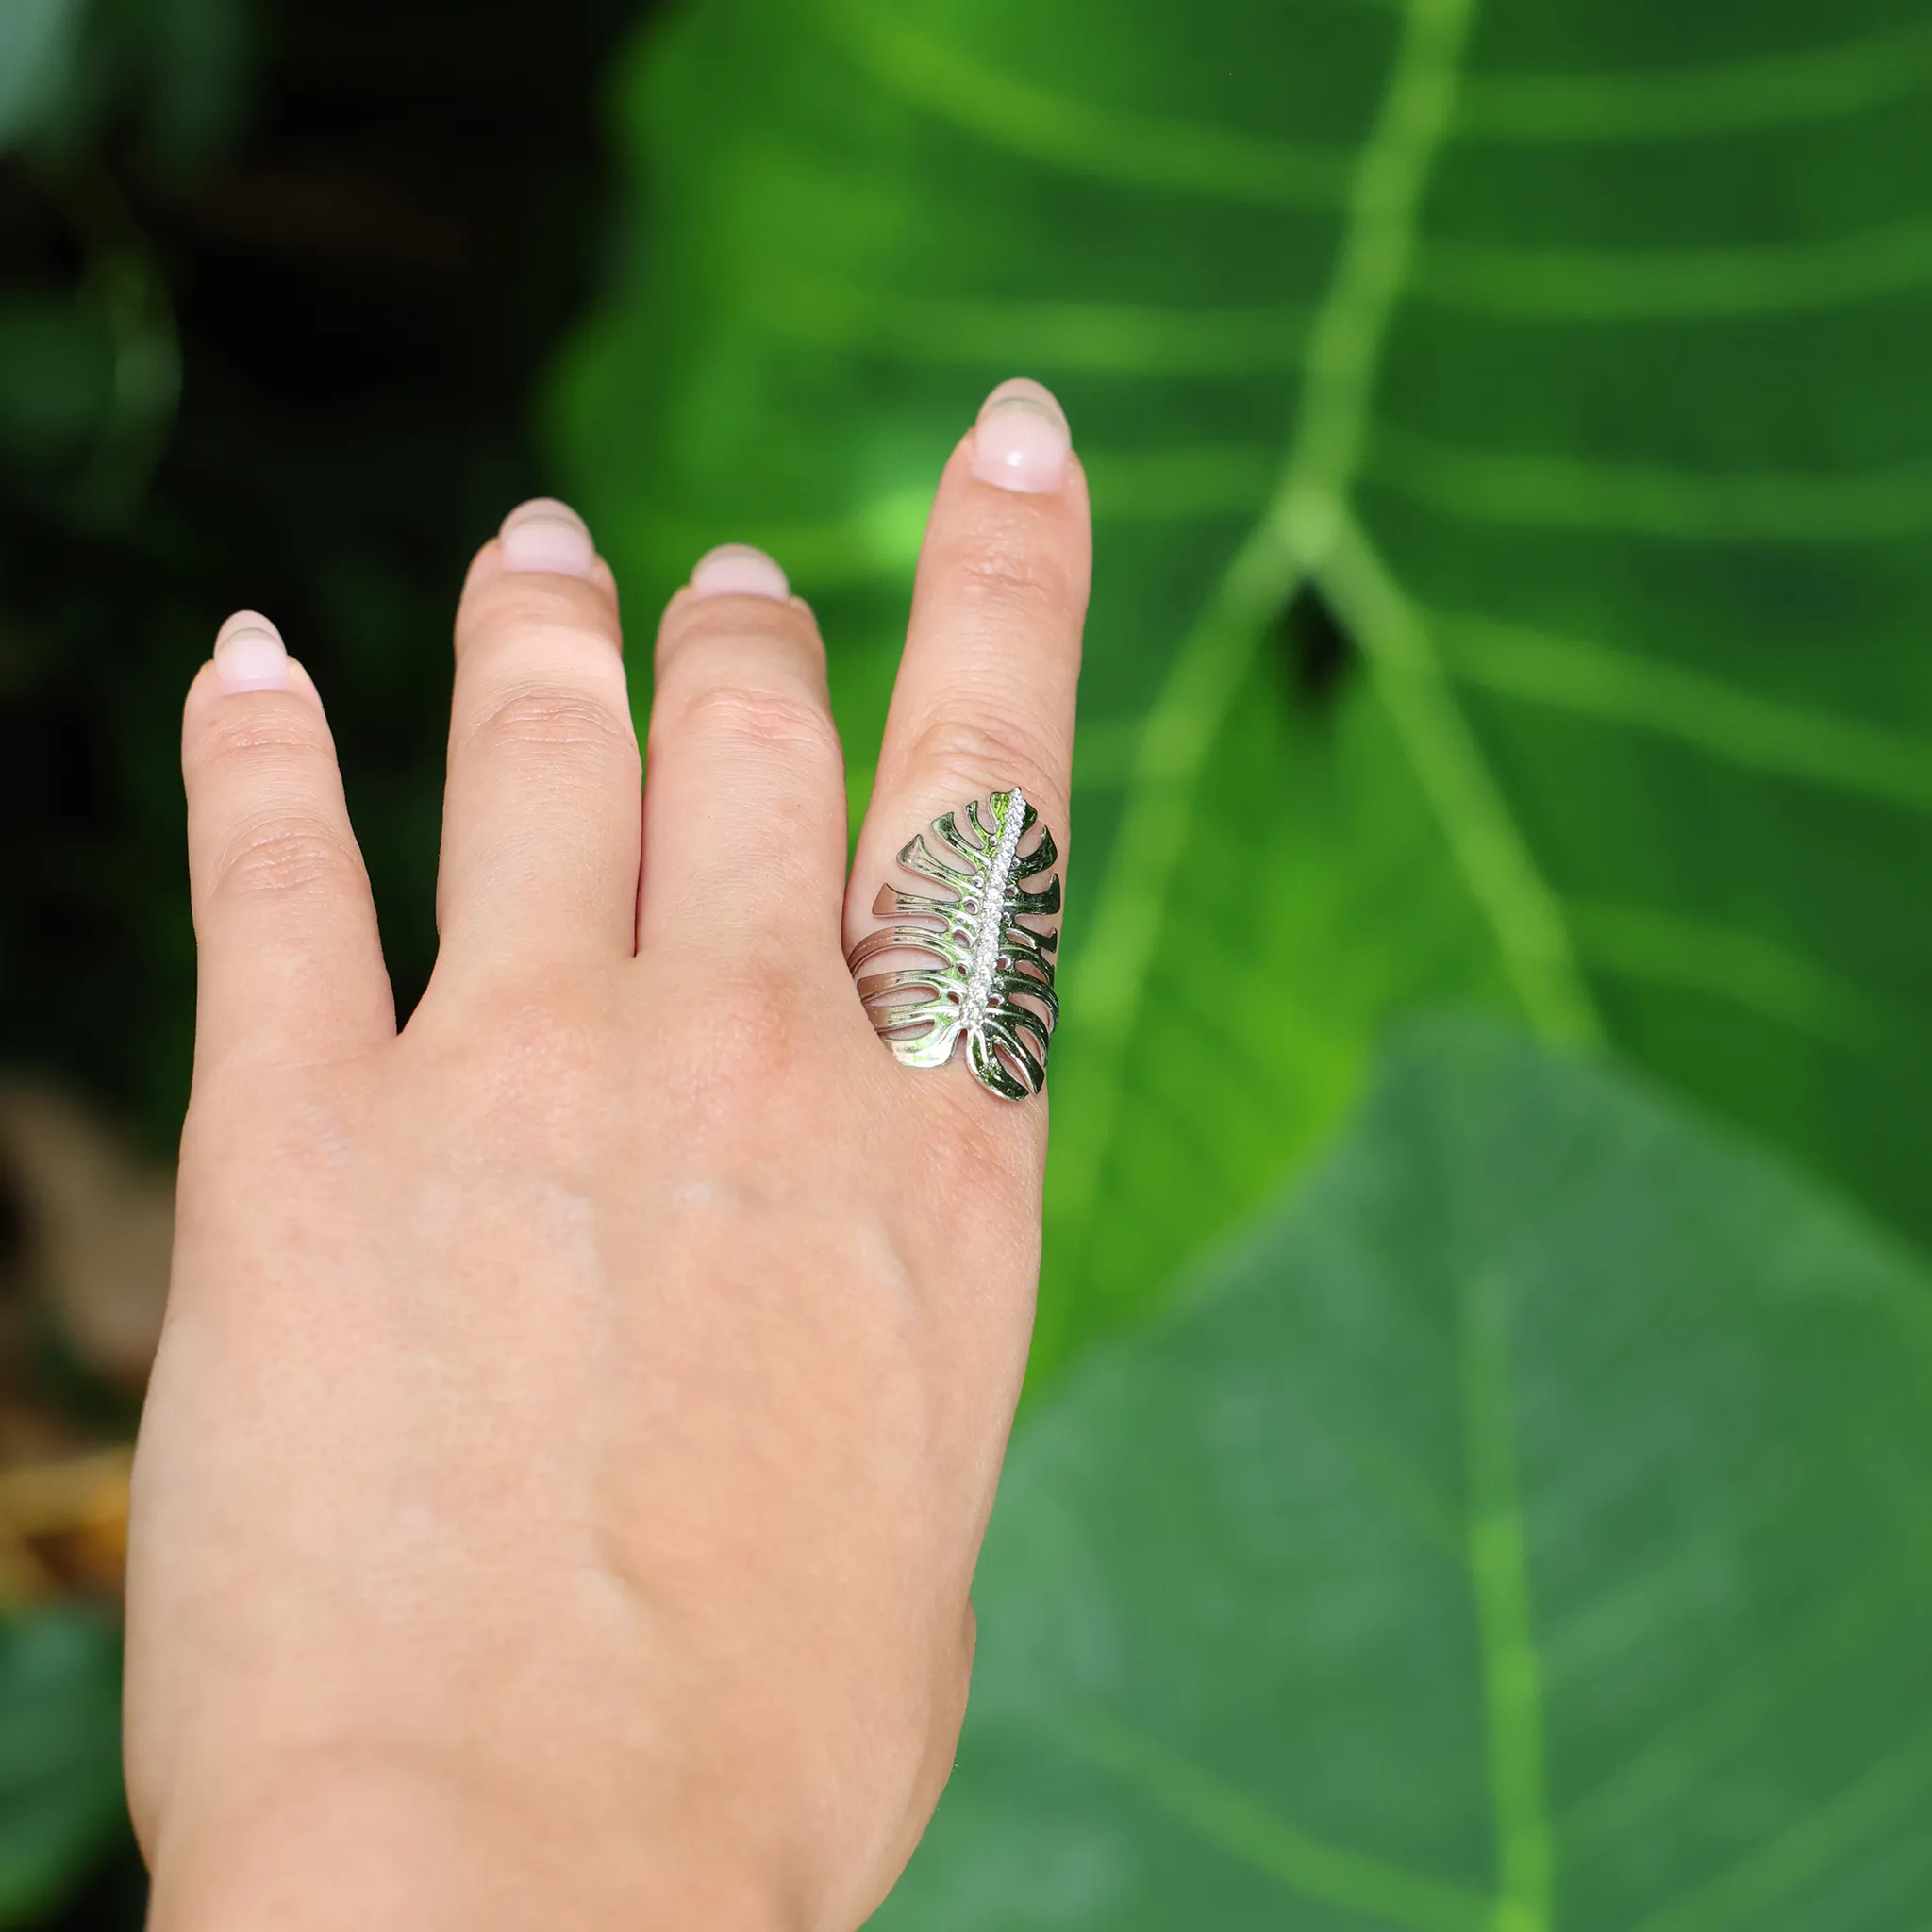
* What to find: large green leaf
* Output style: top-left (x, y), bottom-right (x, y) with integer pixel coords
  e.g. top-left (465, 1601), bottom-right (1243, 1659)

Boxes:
top-left (1031, 642), bottom-right (1510, 1377)
top-left (553, 0), bottom-right (1932, 1371)
top-left (874, 1022), bottom-right (1932, 1930)
top-left (0, 1609), bottom-right (125, 1925)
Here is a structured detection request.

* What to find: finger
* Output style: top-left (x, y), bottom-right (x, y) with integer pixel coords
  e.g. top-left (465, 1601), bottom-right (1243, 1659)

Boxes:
top-left (847, 379), bottom-right (1090, 1103)
top-left (637, 544), bottom-right (848, 964)
top-left (181, 613), bottom-right (394, 1074)
top-left (436, 499), bottom-right (641, 969)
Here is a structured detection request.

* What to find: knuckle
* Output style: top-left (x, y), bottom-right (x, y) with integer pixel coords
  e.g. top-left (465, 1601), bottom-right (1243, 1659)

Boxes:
top-left (952, 515), bottom-right (1077, 621)
top-left (481, 989), bottom-right (592, 1087)
top-left (189, 701), bottom-right (332, 782)
top-left (689, 956), bottom-right (818, 1062)
top-left (208, 812), bottom-right (362, 904)
top-left (432, 974), bottom-right (611, 1141)
top-left (658, 680), bottom-right (841, 766)
top-left (659, 955), bottom-right (830, 1115)
top-left (463, 683), bottom-right (639, 771)
top-left (902, 712), bottom-right (1059, 801)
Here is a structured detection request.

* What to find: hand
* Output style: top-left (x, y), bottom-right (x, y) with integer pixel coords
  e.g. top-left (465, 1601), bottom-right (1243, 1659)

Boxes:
top-left (125, 379), bottom-right (1089, 1931)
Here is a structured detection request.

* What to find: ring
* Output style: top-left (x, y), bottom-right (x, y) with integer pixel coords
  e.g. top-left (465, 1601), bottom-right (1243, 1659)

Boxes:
top-left (849, 788), bottom-right (1060, 1100)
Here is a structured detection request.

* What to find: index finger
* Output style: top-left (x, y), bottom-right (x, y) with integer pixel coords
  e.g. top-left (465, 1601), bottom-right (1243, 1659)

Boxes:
top-left (846, 378), bottom-right (1090, 1107)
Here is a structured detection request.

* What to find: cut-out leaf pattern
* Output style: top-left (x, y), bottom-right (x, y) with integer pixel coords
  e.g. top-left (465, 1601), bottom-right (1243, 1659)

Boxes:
top-left (554, 0), bottom-right (1932, 1374)
top-left (874, 1024), bottom-right (1932, 1929)
top-left (850, 789), bottom-right (1060, 1100)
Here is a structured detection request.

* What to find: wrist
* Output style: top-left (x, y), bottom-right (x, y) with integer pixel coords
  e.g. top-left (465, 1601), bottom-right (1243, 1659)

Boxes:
top-left (144, 1745), bottom-right (797, 1932)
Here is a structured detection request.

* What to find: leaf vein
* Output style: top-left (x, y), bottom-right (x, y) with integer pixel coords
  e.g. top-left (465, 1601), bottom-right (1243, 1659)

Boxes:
top-left (1458, 1269), bottom-right (1555, 1932)
top-left (1435, 612), bottom-right (1932, 812)
top-left (1411, 219), bottom-right (1932, 318)
top-left (1045, 0), bottom-right (1496, 1364)
top-left (1624, 1739), bottom-right (1932, 1932)
top-left (1051, 1706), bottom-right (1496, 1932)
top-left (813, 0), bottom-right (1352, 208)
top-left (1565, 900), bottom-right (1924, 1056)
top-left (1366, 432), bottom-right (1932, 542)
top-left (1320, 521), bottom-right (1599, 1044)
top-left (1455, 20), bottom-right (1932, 142)
top-left (753, 273), bottom-right (1315, 373)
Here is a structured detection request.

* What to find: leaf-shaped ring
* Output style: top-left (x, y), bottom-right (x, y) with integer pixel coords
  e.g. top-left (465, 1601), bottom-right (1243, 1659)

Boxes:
top-left (848, 788), bottom-right (1061, 1101)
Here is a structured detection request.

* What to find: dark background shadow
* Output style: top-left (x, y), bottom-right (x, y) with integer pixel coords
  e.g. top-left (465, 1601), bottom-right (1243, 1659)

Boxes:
top-left (1, 1), bottom-right (653, 1920)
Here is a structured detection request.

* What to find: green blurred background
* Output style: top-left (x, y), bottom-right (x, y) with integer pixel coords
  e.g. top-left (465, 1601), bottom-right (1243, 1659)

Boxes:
top-left (4, 0), bottom-right (1931, 1924)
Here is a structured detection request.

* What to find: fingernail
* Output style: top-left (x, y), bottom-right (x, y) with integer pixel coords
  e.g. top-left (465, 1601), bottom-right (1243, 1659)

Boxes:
top-left (213, 611), bottom-right (289, 693)
top-left (689, 543), bottom-right (789, 601)
top-left (971, 378), bottom-right (1070, 495)
top-left (499, 498), bottom-right (597, 578)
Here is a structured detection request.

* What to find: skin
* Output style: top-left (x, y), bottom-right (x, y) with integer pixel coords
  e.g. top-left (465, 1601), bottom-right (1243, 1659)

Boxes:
top-left (125, 379), bottom-right (1090, 1930)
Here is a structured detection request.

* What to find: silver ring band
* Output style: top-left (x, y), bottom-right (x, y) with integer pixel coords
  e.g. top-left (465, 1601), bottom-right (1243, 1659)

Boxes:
top-left (848, 788), bottom-right (1060, 1100)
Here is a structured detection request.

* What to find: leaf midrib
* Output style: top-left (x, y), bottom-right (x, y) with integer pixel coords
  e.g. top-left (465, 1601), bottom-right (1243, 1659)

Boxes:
top-left (1045, 0), bottom-right (1593, 1367)
top-left (1460, 1269), bottom-right (1554, 1932)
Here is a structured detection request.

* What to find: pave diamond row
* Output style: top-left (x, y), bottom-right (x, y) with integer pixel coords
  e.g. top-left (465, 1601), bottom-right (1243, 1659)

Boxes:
top-left (960, 788), bottom-right (1027, 1031)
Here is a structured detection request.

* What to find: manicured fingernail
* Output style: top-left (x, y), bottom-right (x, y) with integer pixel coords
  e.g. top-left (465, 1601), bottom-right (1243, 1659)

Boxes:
top-left (971, 378), bottom-right (1070, 494)
top-left (499, 498), bottom-right (597, 578)
top-left (213, 611), bottom-right (289, 693)
top-left (689, 543), bottom-right (789, 601)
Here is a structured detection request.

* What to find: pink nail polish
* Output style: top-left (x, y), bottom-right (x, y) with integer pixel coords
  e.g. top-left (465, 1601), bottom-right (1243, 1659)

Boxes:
top-left (689, 543), bottom-right (790, 601)
top-left (971, 378), bottom-right (1071, 495)
top-left (212, 612), bottom-right (289, 693)
top-left (499, 498), bottom-right (597, 578)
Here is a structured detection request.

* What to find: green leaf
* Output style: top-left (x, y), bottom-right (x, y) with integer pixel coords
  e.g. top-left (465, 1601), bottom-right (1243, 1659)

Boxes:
top-left (552, 0), bottom-right (1932, 1371)
top-left (0, 1609), bottom-right (126, 1926)
top-left (1033, 626), bottom-right (1511, 1378)
top-left (874, 1022), bottom-right (1932, 1930)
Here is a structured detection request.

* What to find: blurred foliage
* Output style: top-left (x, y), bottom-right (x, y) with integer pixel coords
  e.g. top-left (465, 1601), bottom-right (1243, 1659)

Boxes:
top-left (0, 1613), bottom-right (123, 1926)
top-left (0, 0), bottom-right (253, 172)
top-left (0, 4), bottom-right (86, 153)
top-left (881, 1024), bottom-right (1932, 1928)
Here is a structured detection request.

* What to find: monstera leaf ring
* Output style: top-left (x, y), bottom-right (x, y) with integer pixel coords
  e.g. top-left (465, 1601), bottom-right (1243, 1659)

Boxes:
top-left (848, 788), bottom-right (1061, 1100)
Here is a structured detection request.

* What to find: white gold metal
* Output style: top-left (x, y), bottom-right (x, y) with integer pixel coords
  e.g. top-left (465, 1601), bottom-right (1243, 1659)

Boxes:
top-left (849, 788), bottom-right (1060, 1100)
